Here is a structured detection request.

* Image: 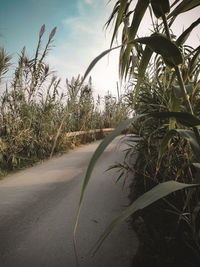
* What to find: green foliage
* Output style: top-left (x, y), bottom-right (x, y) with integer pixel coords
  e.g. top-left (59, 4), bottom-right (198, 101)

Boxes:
top-left (168, 0), bottom-right (200, 18)
top-left (132, 46), bottom-right (153, 107)
top-left (176, 18), bottom-right (200, 46)
top-left (93, 181), bottom-right (199, 254)
top-left (151, 0), bottom-right (170, 19)
top-left (0, 25), bottom-right (129, 174)
top-left (0, 48), bottom-right (11, 82)
top-left (116, 0), bottom-right (150, 80)
top-left (75, 116), bottom-right (138, 219)
top-left (134, 34), bottom-right (183, 67)
top-left (75, 1), bottom-right (200, 266)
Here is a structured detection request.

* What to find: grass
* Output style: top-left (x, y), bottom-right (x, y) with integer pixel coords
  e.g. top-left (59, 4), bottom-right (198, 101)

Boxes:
top-left (73, 1), bottom-right (200, 266)
top-left (0, 25), bottom-right (129, 176)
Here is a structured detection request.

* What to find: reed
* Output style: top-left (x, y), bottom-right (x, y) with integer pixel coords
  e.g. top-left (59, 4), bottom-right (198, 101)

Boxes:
top-left (0, 25), bottom-right (129, 175)
top-left (75, 1), bottom-right (200, 266)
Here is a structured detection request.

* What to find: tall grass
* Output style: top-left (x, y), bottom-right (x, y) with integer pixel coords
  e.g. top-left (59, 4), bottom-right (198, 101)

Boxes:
top-left (74, 1), bottom-right (200, 266)
top-left (0, 25), bottom-right (129, 176)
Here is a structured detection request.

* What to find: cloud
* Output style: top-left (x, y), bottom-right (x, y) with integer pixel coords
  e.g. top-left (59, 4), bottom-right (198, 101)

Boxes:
top-left (48, 0), bottom-right (120, 97)
top-left (63, 16), bottom-right (95, 35)
top-left (84, 0), bottom-right (93, 4)
top-left (48, 0), bottom-right (200, 100)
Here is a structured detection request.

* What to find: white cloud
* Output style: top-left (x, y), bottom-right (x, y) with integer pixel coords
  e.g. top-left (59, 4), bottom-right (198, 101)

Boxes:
top-left (84, 0), bottom-right (93, 4)
top-left (49, 0), bottom-right (200, 101)
top-left (63, 16), bottom-right (95, 35)
top-left (48, 0), bottom-right (120, 97)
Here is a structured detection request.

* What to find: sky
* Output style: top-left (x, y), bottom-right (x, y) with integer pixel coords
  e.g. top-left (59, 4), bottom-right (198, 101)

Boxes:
top-left (0, 0), bottom-right (200, 98)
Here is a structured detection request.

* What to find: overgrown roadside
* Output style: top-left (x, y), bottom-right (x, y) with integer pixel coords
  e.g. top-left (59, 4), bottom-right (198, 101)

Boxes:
top-left (0, 129), bottom-right (112, 180)
top-left (0, 25), bottom-right (129, 178)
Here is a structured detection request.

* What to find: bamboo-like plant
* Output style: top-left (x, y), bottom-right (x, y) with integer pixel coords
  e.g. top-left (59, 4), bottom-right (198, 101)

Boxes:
top-left (0, 25), bottom-right (128, 174)
top-left (74, 0), bottom-right (200, 264)
top-left (0, 47), bottom-right (11, 83)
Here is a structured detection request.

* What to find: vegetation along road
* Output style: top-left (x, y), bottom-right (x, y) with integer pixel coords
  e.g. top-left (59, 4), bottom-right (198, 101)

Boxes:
top-left (0, 137), bottom-right (138, 267)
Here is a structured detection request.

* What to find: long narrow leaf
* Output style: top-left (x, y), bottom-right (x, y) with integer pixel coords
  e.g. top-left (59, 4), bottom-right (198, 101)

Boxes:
top-left (92, 181), bottom-right (199, 254)
top-left (151, 0), bottom-right (170, 18)
top-left (73, 115), bottom-right (144, 260)
top-left (176, 18), bottom-right (200, 46)
top-left (120, 0), bottom-right (150, 79)
top-left (177, 129), bottom-right (200, 161)
top-left (128, 0), bottom-right (150, 42)
top-left (134, 34), bottom-right (183, 67)
top-left (105, 1), bottom-right (120, 30)
top-left (156, 129), bottom-right (177, 171)
top-left (168, 0), bottom-right (200, 18)
top-left (192, 163), bottom-right (200, 182)
top-left (151, 111), bottom-right (200, 127)
top-left (132, 46), bottom-right (153, 107)
top-left (110, 0), bottom-right (128, 47)
top-left (157, 128), bottom-right (200, 171)
top-left (189, 48), bottom-right (200, 76)
top-left (77, 116), bottom-right (143, 211)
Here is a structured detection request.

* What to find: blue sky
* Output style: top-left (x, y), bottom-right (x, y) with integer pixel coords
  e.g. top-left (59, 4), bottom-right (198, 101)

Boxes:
top-left (0, 0), bottom-right (118, 96)
top-left (0, 0), bottom-right (200, 97)
top-left (1, 0), bottom-right (74, 53)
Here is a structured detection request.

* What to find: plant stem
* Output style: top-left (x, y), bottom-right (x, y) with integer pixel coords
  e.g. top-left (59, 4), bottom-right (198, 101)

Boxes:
top-left (175, 66), bottom-right (193, 114)
top-left (175, 66), bottom-right (200, 146)
top-left (162, 14), bottom-right (200, 147)
top-left (162, 14), bottom-right (193, 113)
top-left (161, 15), bottom-right (171, 40)
top-left (50, 110), bottom-right (69, 159)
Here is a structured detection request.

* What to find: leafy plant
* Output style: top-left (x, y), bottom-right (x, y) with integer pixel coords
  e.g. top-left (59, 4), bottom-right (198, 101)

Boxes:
top-left (74, 0), bottom-right (200, 265)
top-left (0, 25), bottom-right (129, 175)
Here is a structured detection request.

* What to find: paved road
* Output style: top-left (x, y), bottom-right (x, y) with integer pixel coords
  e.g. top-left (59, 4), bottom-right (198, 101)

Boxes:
top-left (0, 137), bottom-right (139, 267)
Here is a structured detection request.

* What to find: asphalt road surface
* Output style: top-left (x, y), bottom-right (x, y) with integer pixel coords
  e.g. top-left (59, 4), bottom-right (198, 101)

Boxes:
top-left (0, 137), bottom-right (139, 267)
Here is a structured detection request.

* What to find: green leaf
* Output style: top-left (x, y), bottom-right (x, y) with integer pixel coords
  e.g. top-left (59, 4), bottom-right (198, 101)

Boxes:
top-left (128, 0), bottom-right (150, 42)
top-left (151, 111), bottom-right (200, 127)
top-left (74, 115), bottom-right (144, 247)
top-left (92, 181), bottom-right (199, 254)
top-left (157, 128), bottom-right (200, 171)
top-left (157, 127), bottom-right (200, 166)
top-left (169, 89), bottom-right (182, 129)
top-left (110, 0), bottom-right (129, 47)
top-left (192, 201), bottom-right (200, 227)
top-left (192, 163), bottom-right (200, 182)
top-left (132, 46), bottom-right (153, 108)
top-left (78, 116), bottom-right (143, 206)
top-left (170, 0), bottom-right (181, 9)
top-left (168, 0), bottom-right (200, 18)
top-left (189, 48), bottom-right (200, 76)
top-left (176, 18), bottom-right (200, 46)
top-left (99, 0), bottom-right (150, 82)
top-left (151, 0), bottom-right (170, 18)
top-left (177, 129), bottom-right (200, 161)
top-left (120, 45), bottom-right (132, 80)
top-left (105, 1), bottom-right (120, 30)
top-left (120, 0), bottom-right (150, 79)
top-left (173, 84), bottom-right (193, 98)
top-left (134, 33), bottom-right (183, 67)
top-left (156, 129), bottom-right (177, 171)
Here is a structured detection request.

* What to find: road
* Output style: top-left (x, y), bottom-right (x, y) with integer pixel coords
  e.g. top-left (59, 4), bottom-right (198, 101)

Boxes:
top-left (0, 137), bottom-right (139, 267)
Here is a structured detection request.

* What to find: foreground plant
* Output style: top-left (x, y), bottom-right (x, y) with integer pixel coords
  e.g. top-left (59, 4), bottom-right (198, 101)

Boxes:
top-left (74, 0), bottom-right (200, 265)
